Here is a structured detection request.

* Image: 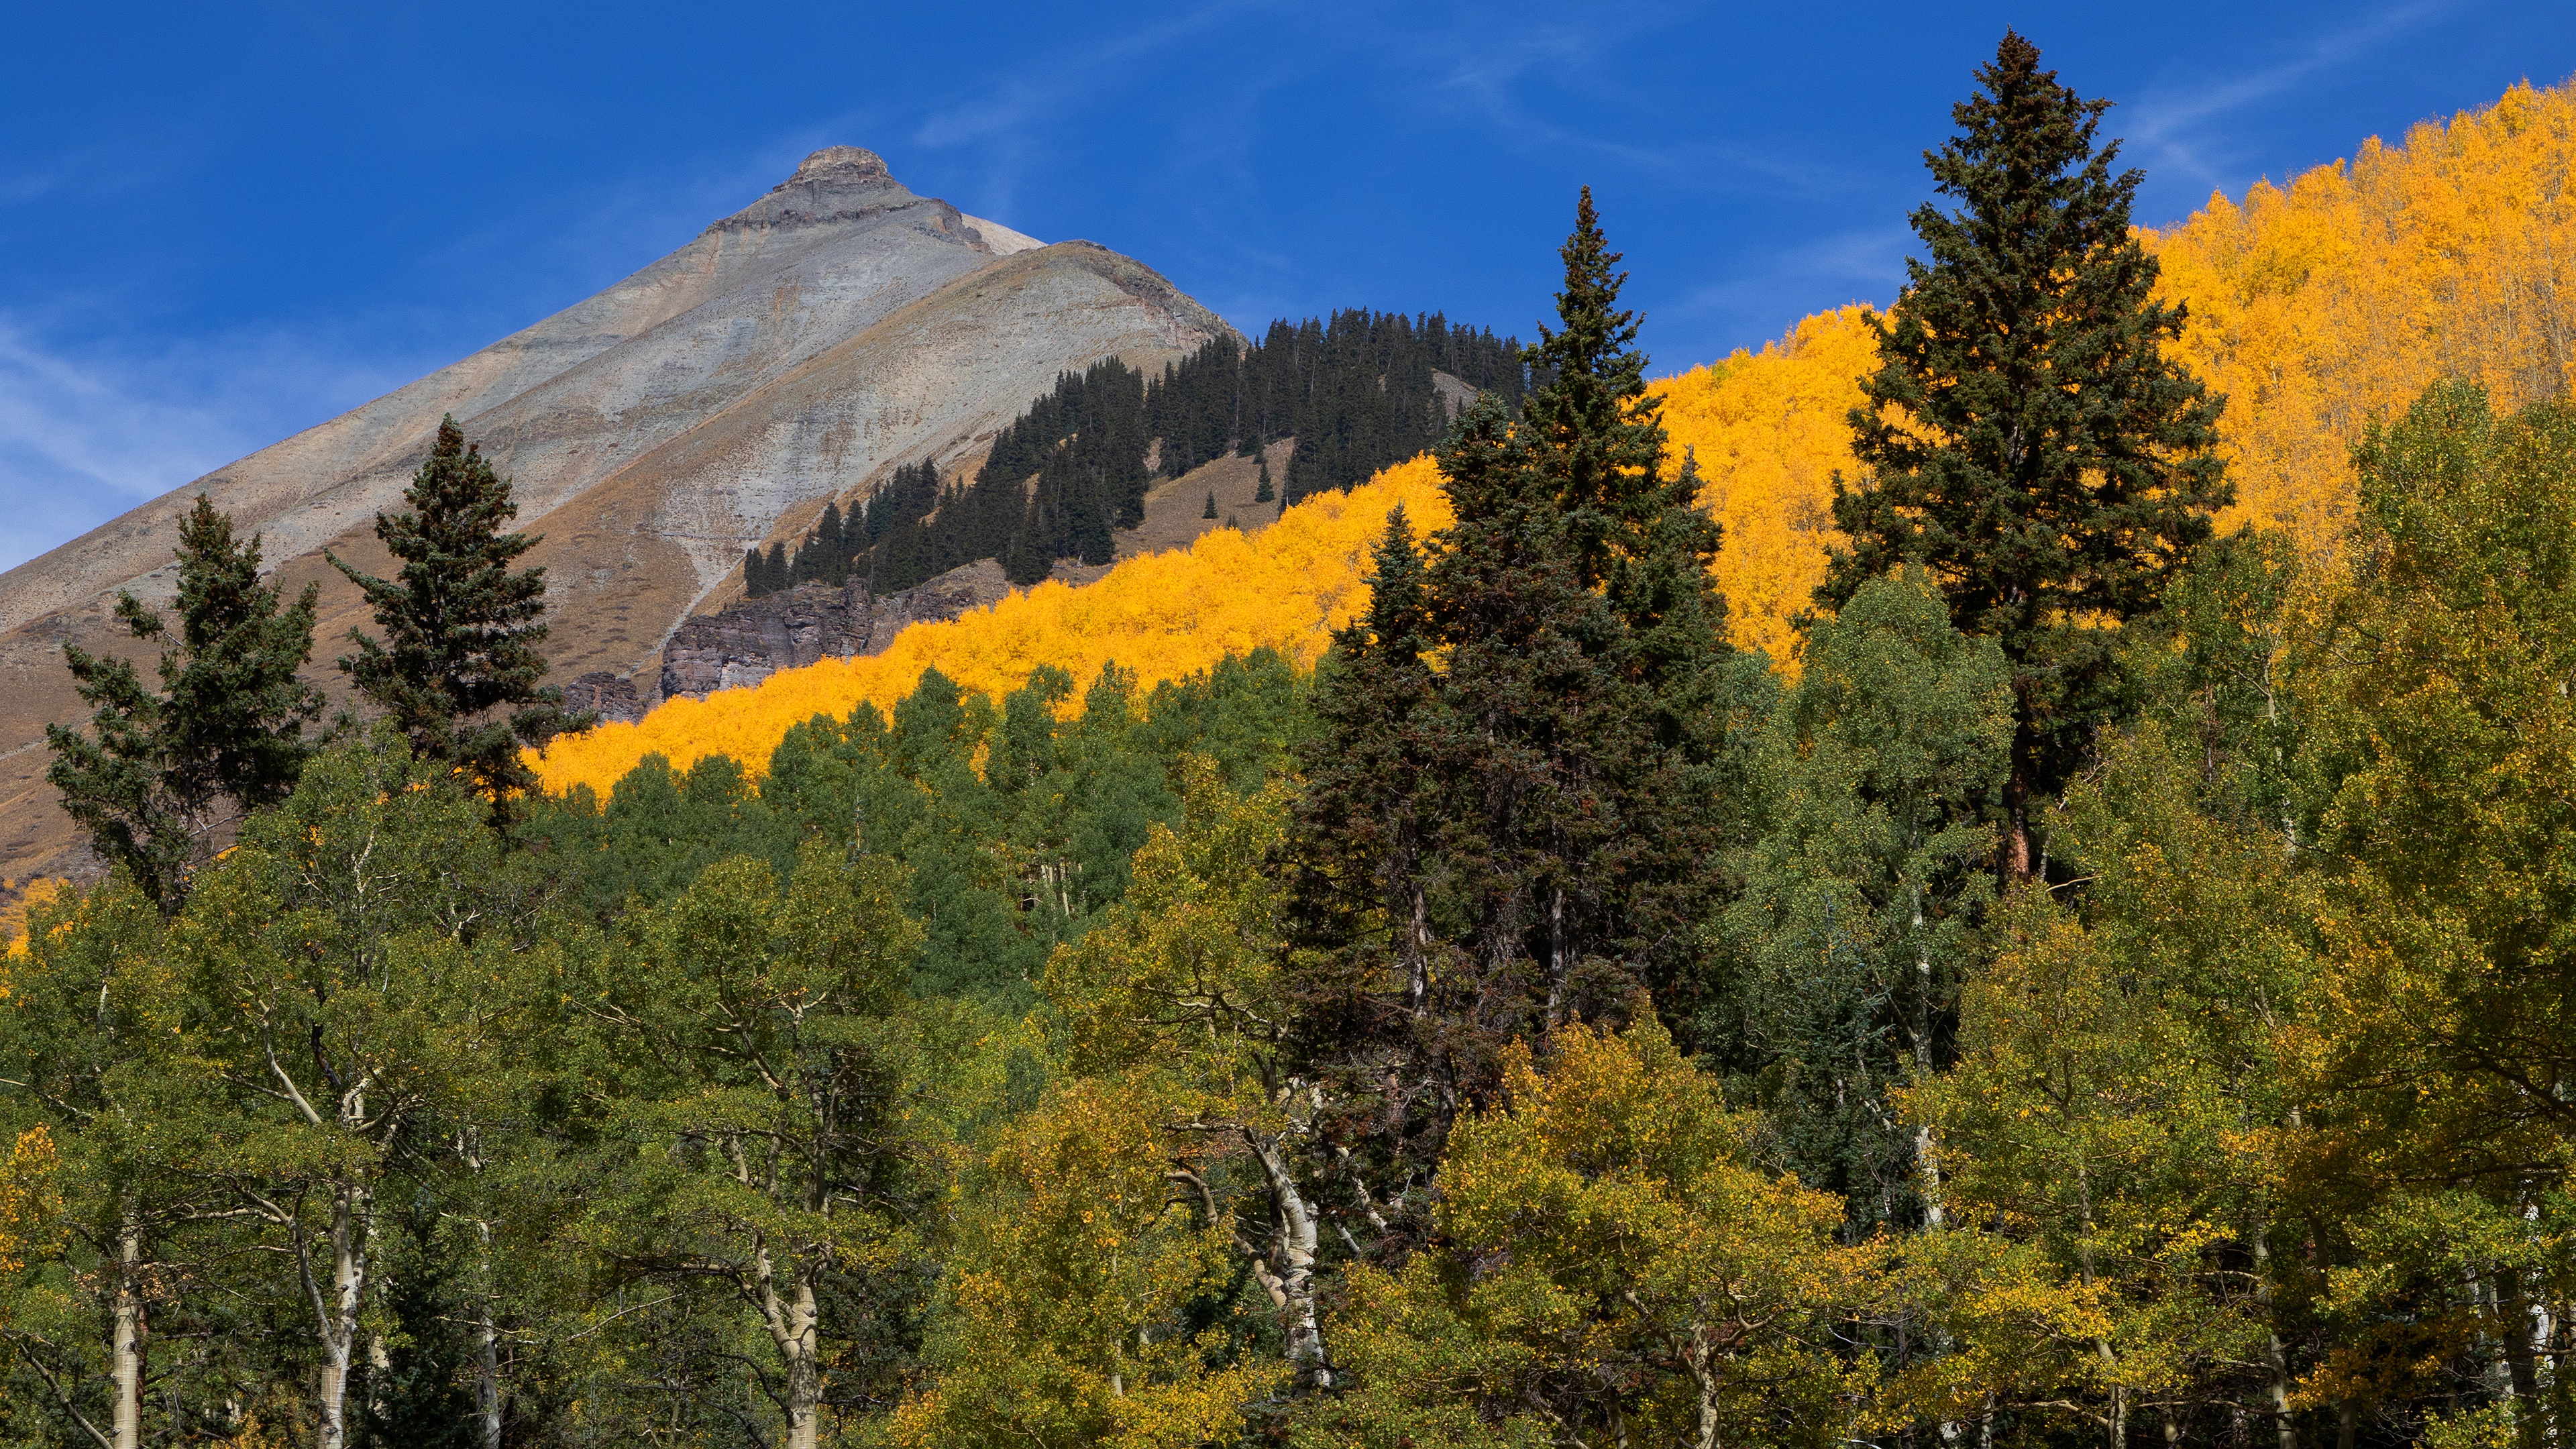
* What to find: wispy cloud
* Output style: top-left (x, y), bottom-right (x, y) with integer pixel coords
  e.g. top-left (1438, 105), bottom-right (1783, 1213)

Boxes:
top-left (1393, 11), bottom-right (1874, 201)
top-left (914, 3), bottom-right (1275, 150)
top-left (2121, 0), bottom-right (2456, 194)
top-left (1662, 221), bottom-right (1911, 354)
top-left (0, 320), bottom-right (415, 574)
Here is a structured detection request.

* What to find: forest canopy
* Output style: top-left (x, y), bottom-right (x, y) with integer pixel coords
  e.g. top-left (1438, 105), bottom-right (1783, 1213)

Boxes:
top-left (7, 38), bottom-right (2576, 1449)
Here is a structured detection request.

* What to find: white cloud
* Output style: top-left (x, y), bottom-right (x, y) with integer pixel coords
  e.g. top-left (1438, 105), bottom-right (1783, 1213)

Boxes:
top-left (0, 319), bottom-right (417, 573)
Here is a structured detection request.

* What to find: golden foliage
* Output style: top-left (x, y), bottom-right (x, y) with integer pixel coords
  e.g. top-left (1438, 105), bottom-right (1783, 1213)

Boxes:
top-left (532, 458), bottom-right (1452, 797)
top-left (538, 76), bottom-right (2576, 790)
top-left (890, 1073), bottom-right (1286, 1449)
top-left (1656, 78), bottom-right (2576, 656)
top-left (1652, 305), bottom-right (1878, 667)
top-left (2151, 78), bottom-right (2576, 559)
top-left (1, 877), bottom-right (65, 961)
top-left (0, 1125), bottom-right (60, 1326)
top-left (1314, 1016), bottom-right (1878, 1446)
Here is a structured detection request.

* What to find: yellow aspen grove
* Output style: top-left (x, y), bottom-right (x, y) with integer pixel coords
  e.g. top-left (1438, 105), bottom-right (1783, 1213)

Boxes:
top-left (1661, 78), bottom-right (2576, 662)
top-left (529, 458), bottom-right (1452, 796)
top-left (2149, 79), bottom-right (2576, 561)
top-left (1650, 305), bottom-right (1879, 668)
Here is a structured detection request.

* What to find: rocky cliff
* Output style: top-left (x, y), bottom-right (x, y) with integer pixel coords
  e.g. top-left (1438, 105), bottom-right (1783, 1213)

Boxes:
top-left (657, 560), bottom-right (1013, 702)
top-left (0, 147), bottom-right (1228, 879)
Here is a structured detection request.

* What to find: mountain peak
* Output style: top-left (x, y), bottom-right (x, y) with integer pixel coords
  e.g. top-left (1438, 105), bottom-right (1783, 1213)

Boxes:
top-left (779, 146), bottom-right (891, 189)
top-left (713, 145), bottom-right (918, 233)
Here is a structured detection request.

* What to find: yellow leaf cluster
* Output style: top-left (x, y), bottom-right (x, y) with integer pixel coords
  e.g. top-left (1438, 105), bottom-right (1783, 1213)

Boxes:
top-left (531, 459), bottom-right (1452, 797)
top-left (0, 1125), bottom-right (59, 1321)
top-left (1, 877), bottom-right (65, 961)
top-left (893, 1073), bottom-right (1285, 1448)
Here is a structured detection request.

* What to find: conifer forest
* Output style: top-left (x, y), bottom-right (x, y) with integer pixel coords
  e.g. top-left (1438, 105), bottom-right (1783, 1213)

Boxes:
top-left (11, 34), bottom-right (2576, 1449)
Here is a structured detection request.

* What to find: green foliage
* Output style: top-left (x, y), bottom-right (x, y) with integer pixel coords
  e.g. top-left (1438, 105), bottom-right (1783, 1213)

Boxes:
top-left (1713, 569), bottom-right (2008, 1231)
top-left (46, 494), bottom-right (324, 916)
top-left (329, 415), bottom-right (576, 808)
top-left (2277, 383), bottom-right (2576, 1448)
top-left (524, 649), bottom-right (1312, 1009)
top-left (1898, 728), bottom-right (2309, 1444)
top-left (1293, 1016), bottom-right (1878, 1449)
top-left (892, 1073), bottom-right (1285, 1449)
top-left (558, 842), bottom-right (927, 1445)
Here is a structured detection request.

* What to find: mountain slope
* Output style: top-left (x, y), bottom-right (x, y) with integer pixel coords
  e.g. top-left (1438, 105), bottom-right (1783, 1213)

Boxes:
top-left (0, 146), bottom-right (1226, 879)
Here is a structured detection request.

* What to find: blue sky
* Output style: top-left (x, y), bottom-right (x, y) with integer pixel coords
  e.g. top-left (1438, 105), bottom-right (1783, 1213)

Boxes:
top-left (3, 0), bottom-right (2571, 571)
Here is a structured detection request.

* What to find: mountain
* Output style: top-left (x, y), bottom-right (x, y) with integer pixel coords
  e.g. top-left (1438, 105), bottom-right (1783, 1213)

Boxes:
top-left (0, 146), bottom-right (1229, 881)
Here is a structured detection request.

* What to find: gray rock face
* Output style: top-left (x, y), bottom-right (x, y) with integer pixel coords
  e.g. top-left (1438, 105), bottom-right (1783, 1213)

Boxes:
top-left (0, 148), bottom-right (1227, 880)
top-left (565, 672), bottom-right (650, 727)
top-left (657, 560), bottom-right (1012, 702)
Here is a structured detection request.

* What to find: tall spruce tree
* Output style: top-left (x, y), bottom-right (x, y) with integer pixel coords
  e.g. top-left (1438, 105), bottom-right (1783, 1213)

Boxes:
top-left (1285, 192), bottom-right (1743, 1219)
top-left (329, 416), bottom-right (576, 808)
top-left (1819, 32), bottom-right (2228, 879)
top-left (46, 496), bottom-right (325, 916)
top-left (1281, 507), bottom-right (1453, 1177)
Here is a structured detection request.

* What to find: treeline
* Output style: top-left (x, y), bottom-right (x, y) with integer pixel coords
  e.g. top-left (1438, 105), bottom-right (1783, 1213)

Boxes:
top-left (520, 650), bottom-right (1309, 1002)
top-left (7, 34), bottom-right (2573, 1449)
top-left (744, 309), bottom-right (1524, 596)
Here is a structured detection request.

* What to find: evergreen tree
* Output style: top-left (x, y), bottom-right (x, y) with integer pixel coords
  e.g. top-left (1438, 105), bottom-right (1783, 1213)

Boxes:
top-left (1203, 489), bottom-right (1219, 519)
top-left (46, 496), bottom-right (325, 916)
top-left (1255, 450), bottom-right (1275, 503)
top-left (329, 416), bottom-right (577, 809)
top-left (352, 1219), bottom-right (481, 1449)
top-left (1286, 193), bottom-right (1746, 1218)
top-left (1819, 32), bottom-right (2229, 879)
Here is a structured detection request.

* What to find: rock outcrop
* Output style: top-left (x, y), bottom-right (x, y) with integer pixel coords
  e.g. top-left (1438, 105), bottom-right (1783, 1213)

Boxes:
top-left (0, 148), bottom-right (1226, 879)
top-left (656, 561), bottom-right (1012, 701)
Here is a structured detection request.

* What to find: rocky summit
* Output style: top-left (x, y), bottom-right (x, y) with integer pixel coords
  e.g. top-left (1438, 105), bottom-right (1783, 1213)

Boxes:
top-left (0, 149), bottom-right (1228, 881)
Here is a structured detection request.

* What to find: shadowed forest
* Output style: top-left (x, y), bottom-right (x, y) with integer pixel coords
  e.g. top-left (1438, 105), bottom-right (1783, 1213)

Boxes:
top-left (6, 34), bottom-right (2575, 1449)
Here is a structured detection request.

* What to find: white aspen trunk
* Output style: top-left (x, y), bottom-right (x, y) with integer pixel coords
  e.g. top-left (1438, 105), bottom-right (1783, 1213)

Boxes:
top-left (1682, 1326), bottom-right (1722, 1449)
top-left (474, 1218), bottom-right (502, 1449)
top-left (1909, 883), bottom-right (1945, 1231)
top-left (2251, 1218), bottom-right (2298, 1449)
top-left (1544, 886), bottom-right (1567, 1027)
top-left (315, 1181), bottom-right (374, 1449)
top-left (782, 1278), bottom-right (822, 1449)
top-left (1250, 1136), bottom-right (1331, 1389)
top-left (113, 1212), bottom-right (143, 1449)
top-left (1405, 879), bottom-right (1430, 1017)
top-left (751, 1241), bottom-right (825, 1449)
